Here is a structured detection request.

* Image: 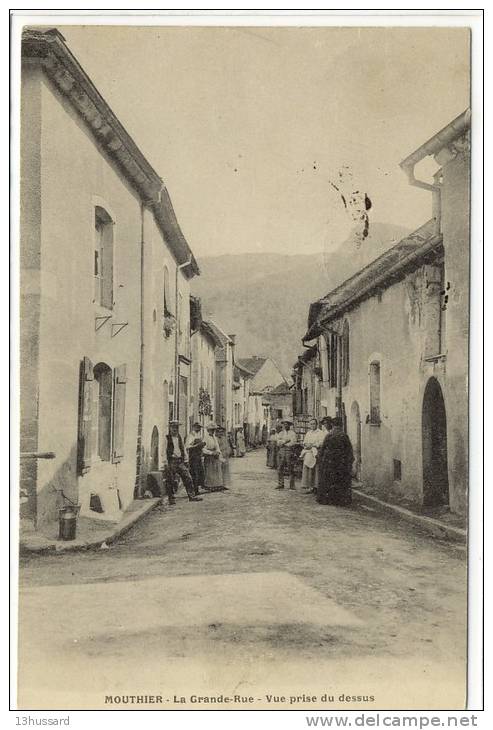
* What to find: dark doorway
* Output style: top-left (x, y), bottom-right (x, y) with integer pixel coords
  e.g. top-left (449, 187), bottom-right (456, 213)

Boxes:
top-left (422, 378), bottom-right (449, 507)
top-left (150, 426), bottom-right (159, 471)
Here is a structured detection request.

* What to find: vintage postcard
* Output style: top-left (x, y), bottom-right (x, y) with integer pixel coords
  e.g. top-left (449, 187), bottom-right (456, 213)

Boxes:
top-left (13, 13), bottom-right (480, 713)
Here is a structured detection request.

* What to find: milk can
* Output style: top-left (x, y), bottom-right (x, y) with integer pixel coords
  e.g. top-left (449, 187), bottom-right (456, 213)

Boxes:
top-left (58, 505), bottom-right (80, 541)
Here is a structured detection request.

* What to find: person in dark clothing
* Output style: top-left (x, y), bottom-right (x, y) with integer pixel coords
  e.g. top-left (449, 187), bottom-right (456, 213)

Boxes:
top-left (317, 416), bottom-right (354, 505)
top-left (186, 422), bottom-right (206, 495)
top-left (164, 421), bottom-right (203, 502)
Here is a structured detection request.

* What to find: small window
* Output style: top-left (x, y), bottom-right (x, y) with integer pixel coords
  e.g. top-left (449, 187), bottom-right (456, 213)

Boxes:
top-left (369, 361), bottom-right (381, 425)
top-left (94, 207), bottom-right (114, 309)
top-left (393, 459), bottom-right (402, 481)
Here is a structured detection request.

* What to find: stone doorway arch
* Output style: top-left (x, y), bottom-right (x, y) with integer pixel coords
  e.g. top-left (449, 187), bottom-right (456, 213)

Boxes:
top-left (422, 377), bottom-right (449, 507)
top-left (150, 426), bottom-right (159, 472)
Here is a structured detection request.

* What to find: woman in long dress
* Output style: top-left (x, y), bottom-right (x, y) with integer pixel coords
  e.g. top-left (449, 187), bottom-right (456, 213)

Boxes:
top-left (216, 426), bottom-right (231, 488)
top-left (236, 428), bottom-right (246, 457)
top-left (266, 429), bottom-right (277, 468)
top-left (300, 418), bottom-right (325, 492)
top-left (317, 416), bottom-right (354, 505)
top-left (203, 423), bottom-right (225, 492)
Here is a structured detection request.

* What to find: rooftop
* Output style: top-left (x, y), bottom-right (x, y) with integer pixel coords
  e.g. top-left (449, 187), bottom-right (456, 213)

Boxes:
top-left (22, 27), bottom-right (199, 277)
top-left (236, 356), bottom-right (268, 376)
top-left (205, 320), bottom-right (233, 349)
top-left (304, 219), bottom-right (443, 341)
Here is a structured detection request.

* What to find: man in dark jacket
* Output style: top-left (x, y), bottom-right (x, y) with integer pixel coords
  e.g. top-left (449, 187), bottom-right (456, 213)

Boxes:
top-left (164, 421), bottom-right (202, 502)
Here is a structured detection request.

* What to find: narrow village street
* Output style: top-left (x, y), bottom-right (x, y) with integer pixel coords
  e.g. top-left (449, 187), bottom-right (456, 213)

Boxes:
top-left (18, 450), bottom-right (467, 711)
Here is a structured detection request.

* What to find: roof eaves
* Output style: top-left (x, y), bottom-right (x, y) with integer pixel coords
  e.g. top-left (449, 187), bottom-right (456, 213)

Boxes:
top-left (303, 222), bottom-right (442, 341)
top-left (22, 28), bottom-right (163, 203)
top-left (400, 109), bottom-right (471, 172)
top-left (21, 28), bottom-right (200, 279)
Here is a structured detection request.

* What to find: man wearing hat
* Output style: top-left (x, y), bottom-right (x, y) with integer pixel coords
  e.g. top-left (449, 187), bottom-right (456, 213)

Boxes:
top-left (276, 417), bottom-right (298, 490)
top-left (185, 422), bottom-right (206, 495)
top-left (164, 421), bottom-right (203, 502)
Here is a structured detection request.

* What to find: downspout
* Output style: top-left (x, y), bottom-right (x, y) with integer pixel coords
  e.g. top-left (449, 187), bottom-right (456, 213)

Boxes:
top-left (400, 160), bottom-right (442, 235)
top-left (134, 202), bottom-right (146, 498)
top-left (174, 257), bottom-right (192, 425)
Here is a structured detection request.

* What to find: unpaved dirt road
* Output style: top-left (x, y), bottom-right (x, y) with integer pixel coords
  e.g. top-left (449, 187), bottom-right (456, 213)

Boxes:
top-left (18, 450), bottom-right (467, 710)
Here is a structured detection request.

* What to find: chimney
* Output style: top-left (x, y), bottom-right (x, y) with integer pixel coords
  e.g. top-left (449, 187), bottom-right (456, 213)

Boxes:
top-left (228, 334), bottom-right (236, 362)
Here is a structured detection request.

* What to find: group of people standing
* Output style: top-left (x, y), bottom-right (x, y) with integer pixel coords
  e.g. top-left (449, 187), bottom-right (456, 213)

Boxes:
top-left (161, 420), bottom-right (231, 505)
top-left (266, 416), bottom-right (354, 506)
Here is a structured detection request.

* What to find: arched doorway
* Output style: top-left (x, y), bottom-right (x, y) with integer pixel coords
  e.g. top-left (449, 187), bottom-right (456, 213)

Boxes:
top-left (422, 378), bottom-right (449, 507)
top-left (349, 401), bottom-right (362, 480)
top-left (150, 426), bottom-right (159, 471)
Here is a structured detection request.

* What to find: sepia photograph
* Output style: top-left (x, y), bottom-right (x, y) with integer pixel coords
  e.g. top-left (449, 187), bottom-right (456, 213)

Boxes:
top-left (12, 11), bottom-right (480, 714)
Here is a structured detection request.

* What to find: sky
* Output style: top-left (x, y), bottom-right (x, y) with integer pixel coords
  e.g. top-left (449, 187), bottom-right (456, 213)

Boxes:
top-left (59, 25), bottom-right (470, 258)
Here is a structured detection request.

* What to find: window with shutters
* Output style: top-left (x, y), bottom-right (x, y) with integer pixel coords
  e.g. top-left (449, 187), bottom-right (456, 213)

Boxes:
top-left (319, 336), bottom-right (329, 383)
top-left (329, 333), bottom-right (338, 389)
top-left (94, 207), bottom-right (114, 309)
top-left (93, 363), bottom-right (112, 461)
top-left (342, 320), bottom-right (350, 387)
top-left (77, 357), bottom-right (94, 475)
top-left (369, 361), bottom-right (381, 425)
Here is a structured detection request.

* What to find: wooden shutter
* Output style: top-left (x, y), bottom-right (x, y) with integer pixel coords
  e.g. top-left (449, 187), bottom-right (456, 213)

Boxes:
top-left (77, 356), bottom-right (94, 475)
top-left (112, 364), bottom-right (127, 463)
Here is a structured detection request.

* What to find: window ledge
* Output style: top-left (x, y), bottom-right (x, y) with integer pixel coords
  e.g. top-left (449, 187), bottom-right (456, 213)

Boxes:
top-left (424, 353), bottom-right (447, 363)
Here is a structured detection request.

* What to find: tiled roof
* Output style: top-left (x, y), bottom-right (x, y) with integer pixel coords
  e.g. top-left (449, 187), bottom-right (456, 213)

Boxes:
top-left (200, 320), bottom-right (224, 348)
top-left (236, 357), bottom-right (268, 376)
top-left (269, 382), bottom-right (292, 396)
top-left (205, 320), bottom-right (232, 348)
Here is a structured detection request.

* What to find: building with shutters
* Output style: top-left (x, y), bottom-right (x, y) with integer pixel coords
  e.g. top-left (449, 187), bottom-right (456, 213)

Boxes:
top-left (190, 318), bottom-right (223, 430)
top-left (300, 111), bottom-right (470, 518)
top-left (19, 28), bottom-right (199, 529)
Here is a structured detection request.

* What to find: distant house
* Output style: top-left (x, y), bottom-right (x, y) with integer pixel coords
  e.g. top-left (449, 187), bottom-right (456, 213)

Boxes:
top-left (236, 356), bottom-right (286, 394)
top-left (237, 356), bottom-right (286, 446)
top-left (266, 381), bottom-right (294, 425)
top-left (292, 345), bottom-right (321, 421)
top-left (232, 363), bottom-right (250, 437)
top-left (205, 321), bottom-right (236, 431)
top-left (190, 314), bottom-right (223, 431)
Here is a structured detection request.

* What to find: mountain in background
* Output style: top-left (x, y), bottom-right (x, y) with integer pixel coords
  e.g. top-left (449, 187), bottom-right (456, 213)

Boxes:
top-left (191, 222), bottom-right (411, 377)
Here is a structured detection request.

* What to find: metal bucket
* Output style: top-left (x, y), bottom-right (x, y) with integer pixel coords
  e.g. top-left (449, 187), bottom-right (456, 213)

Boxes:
top-left (58, 505), bottom-right (80, 541)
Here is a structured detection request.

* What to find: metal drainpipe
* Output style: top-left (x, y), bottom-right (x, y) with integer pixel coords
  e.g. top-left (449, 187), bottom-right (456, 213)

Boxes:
top-left (174, 258), bottom-right (192, 424)
top-left (134, 202), bottom-right (146, 498)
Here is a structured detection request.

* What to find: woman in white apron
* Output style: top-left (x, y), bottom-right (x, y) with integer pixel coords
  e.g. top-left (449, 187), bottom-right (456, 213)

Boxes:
top-left (300, 418), bottom-right (325, 492)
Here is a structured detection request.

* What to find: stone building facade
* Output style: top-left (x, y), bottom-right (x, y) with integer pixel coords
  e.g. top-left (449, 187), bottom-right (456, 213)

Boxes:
top-left (301, 111), bottom-right (470, 517)
top-left (190, 319), bottom-right (222, 430)
top-left (20, 28), bottom-right (199, 528)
